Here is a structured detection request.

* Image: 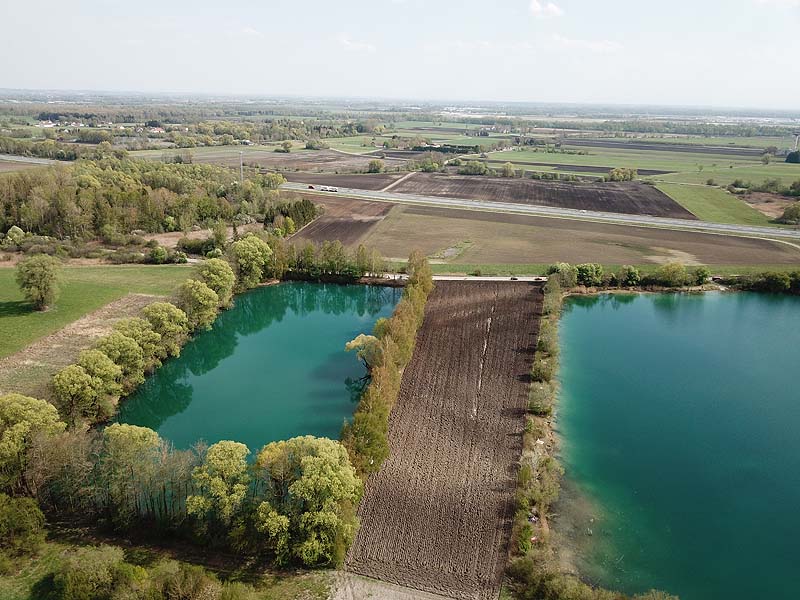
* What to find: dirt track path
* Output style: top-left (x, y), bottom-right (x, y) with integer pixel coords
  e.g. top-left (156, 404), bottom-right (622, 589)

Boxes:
top-left (0, 293), bottom-right (160, 399)
top-left (346, 281), bottom-right (543, 599)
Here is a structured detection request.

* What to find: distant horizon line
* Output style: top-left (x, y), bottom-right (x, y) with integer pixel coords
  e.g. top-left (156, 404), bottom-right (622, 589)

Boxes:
top-left (1, 87), bottom-right (799, 118)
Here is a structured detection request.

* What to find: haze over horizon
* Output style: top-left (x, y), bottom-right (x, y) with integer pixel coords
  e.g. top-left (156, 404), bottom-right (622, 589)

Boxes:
top-left (2, 0), bottom-right (800, 111)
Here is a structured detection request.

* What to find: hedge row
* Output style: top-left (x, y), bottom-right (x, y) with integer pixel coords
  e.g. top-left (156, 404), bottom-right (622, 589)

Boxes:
top-left (341, 250), bottom-right (434, 475)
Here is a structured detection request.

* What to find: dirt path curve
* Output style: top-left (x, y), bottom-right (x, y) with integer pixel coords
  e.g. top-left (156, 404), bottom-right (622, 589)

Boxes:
top-left (381, 171), bottom-right (418, 192)
top-left (0, 293), bottom-right (161, 399)
top-left (346, 281), bottom-right (543, 600)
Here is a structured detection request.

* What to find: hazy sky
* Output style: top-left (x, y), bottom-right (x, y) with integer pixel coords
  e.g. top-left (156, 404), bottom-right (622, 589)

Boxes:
top-left (3, 0), bottom-right (799, 109)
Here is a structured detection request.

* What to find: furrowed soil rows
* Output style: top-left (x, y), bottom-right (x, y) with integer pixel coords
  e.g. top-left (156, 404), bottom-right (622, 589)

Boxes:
top-left (390, 173), bottom-right (696, 219)
top-left (283, 172), bottom-right (404, 190)
top-left (348, 281), bottom-right (543, 599)
top-left (292, 195), bottom-right (394, 246)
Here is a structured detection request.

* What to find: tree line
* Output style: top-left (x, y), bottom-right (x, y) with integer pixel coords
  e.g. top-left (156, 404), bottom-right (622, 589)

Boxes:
top-left (0, 157), bottom-right (286, 239)
top-left (341, 250), bottom-right (434, 475)
top-left (546, 262), bottom-right (710, 289)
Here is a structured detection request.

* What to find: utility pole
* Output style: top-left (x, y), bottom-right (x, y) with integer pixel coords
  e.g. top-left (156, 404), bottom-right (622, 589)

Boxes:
top-left (794, 131), bottom-right (800, 152)
top-left (239, 151), bottom-right (244, 185)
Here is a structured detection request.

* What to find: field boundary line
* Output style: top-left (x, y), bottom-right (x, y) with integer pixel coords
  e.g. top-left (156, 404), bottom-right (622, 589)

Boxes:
top-left (381, 171), bottom-right (417, 192)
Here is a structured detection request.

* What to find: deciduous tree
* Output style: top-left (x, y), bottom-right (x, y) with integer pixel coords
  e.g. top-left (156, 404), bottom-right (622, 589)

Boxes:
top-left (197, 258), bottom-right (236, 308)
top-left (95, 332), bottom-right (146, 394)
top-left (228, 235), bottom-right (272, 290)
top-left (142, 302), bottom-right (189, 357)
top-left (0, 393), bottom-right (65, 491)
top-left (15, 255), bottom-right (61, 310)
top-left (175, 279), bottom-right (219, 332)
top-left (187, 441), bottom-right (250, 531)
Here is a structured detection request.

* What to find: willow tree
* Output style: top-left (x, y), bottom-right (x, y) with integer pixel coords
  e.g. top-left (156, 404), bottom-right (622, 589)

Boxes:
top-left (0, 393), bottom-right (66, 491)
top-left (253, 436), bottom-right (362, 566)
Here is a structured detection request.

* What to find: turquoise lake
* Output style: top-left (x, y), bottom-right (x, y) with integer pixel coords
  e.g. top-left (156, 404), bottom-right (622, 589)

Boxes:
top-left (118, 282), bottom-right (401, 453)
top-left (557, 292), bottom-right (800, 599)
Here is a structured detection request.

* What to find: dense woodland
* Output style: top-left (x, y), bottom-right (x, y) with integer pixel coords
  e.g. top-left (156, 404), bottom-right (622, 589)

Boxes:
top-left (0, 158), bottom-right (286, 238)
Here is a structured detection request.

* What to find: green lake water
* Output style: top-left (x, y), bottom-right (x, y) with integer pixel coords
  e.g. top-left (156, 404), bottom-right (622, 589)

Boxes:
top-left (556, 292), bottom-right (800, 599)
top-left (118, 282), bottom-right (400, 453)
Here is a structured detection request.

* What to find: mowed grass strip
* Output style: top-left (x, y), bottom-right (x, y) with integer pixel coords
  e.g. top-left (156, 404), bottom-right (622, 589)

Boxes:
top-left (0, 264), bottom-right (193, 359)
top-left (656, 183), bottom-right (775, 226)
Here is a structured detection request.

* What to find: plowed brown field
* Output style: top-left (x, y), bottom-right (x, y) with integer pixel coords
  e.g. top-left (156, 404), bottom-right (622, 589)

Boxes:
top-left (390, 173), bottom-right (695, 219)
top-left (291, 195), bottom-right (394, 246)
top-left (348, 281), bottom-right (543, 600)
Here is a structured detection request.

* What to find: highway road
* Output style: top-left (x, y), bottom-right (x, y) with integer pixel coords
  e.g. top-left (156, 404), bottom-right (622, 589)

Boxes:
top-left (281, 182), bottom-right (800, 242)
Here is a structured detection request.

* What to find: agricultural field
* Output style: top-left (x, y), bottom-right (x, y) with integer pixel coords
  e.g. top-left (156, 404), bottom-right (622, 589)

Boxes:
top-left (130, 146), bottom-right (409, 173)
top-left (360, 203), bottom-right (800, 266)
top-left (283, 172), bottom-right (404, 190)
top-left (484, 147), bottom-right (759, 176)
top-left (387, 172), bottom-right (695, 219)
top-left (0, 159), bottom-right (44, 173)
top-left (656, 183), bottom-right (773, 226)
top-left (484, 144), bottom-right (800, 187)
top-left (347, 281), bottom-right (543, 600)
top-left (656, 161), bottom-right (800, 187)
top-left (291, 195), bottom-right (394, 246)
top-left (563, 138), bottom-right (766, 156)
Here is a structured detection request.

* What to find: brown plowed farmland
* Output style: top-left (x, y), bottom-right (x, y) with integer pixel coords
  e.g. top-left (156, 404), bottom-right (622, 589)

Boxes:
top-left (291, 195), bottom-right (394, 246)
top-left (283, 172), bottom-right (404, 190)
top-left (390, 172), bottom-right (696, 219)
top-left (348, 281), bottom-right (543, 600)
top-left (186, 148), bottom-right (409, 172)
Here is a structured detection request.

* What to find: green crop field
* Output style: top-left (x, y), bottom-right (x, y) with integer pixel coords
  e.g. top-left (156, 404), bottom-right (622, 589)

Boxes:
top-left (656, 183), bottom-right (775, 226)
top-left (325, 135), bottom-right (380, 153)
top-left (0, 264), bottom-right (192, 359)
top-left (657, 161), bottom-right (800, 187)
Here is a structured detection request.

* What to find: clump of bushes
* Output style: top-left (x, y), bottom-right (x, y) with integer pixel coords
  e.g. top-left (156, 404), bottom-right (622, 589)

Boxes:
top-left (0, 493), bottom-right (46, 569)
top-left (49, 545), bottom-right (264, 600)
top-left (724, 270), bottom-right (800, 294)
top-left (458, 160), bottom-right (490, 175)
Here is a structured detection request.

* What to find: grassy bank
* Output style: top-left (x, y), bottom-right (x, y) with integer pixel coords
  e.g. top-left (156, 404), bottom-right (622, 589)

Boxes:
top-left (655, 183), bottom-right (774, 226)
top-left (0, 265), bottom-right (193, 359)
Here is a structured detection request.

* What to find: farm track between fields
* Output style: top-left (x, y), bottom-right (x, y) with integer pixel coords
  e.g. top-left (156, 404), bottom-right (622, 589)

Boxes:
top-left (347, 281), bottom-right (543, 600)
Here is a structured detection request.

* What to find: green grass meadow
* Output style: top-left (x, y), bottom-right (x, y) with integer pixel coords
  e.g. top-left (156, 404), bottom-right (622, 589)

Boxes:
top-left (0, 265), bottom-right (192, 359)
top-left (655, 183), bottom-right (774, 226)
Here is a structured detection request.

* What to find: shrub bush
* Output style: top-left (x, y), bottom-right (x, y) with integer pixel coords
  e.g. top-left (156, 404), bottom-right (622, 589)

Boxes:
top-left (0, 494), bottom-right (46, 557)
